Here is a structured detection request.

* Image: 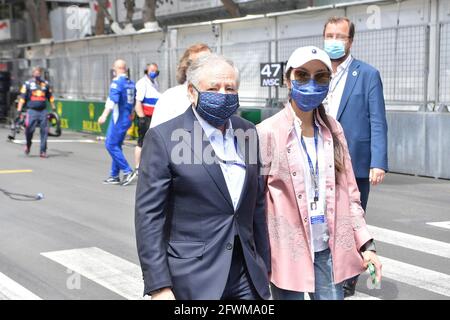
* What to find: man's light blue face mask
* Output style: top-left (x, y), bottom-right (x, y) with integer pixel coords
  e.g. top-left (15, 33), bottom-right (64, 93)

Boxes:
top-left (324, 39), bottom-right (346, 60)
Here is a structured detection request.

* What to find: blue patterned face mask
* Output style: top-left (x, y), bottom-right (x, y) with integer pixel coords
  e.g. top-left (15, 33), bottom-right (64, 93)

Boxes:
top-left (290, 80), bottom-right (329, 112)
top-left (193, 86), bottom-right (240, 127)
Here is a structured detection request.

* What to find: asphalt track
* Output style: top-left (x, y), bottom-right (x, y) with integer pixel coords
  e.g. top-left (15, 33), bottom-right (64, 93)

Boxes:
top-left (0, 126), bottom-right (449, 300)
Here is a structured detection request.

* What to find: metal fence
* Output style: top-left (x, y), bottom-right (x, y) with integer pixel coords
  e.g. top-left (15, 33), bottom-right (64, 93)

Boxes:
top-left (439, 22), bottom-right (450, 105)
top-left (27, 23), bottom-right (449, 109)
top-left (40, 47), bottom-right (171, 102)
top-left (352, 25), bottom-right (428, 104)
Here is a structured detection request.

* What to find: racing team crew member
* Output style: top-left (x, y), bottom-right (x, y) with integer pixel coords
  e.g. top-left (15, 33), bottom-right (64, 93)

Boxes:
top-left (134, 63), bottom-right (161, 176)
top-left (98, 59), bottom-right (137, 186)
top-left (17, 66), bottom-right (56, 158)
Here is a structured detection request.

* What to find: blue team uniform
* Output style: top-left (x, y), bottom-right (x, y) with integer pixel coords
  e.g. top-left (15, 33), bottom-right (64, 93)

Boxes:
top-left (105, 74), bottom-right (135, 178)
top-left (19, 78), bottom-right (55, 153)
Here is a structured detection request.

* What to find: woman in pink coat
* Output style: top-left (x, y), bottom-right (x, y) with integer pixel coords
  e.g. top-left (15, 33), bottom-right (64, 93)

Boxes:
top-left (256, 46), bottom-right (382, 300)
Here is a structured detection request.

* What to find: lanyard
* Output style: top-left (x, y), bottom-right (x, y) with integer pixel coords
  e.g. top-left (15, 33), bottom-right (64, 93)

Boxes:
top-left (329, 57), bottom-right (353, 94)
top-left (300, 124), bottom-right (319, 208)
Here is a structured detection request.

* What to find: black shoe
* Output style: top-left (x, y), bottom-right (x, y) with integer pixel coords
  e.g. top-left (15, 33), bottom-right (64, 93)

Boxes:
top-left (103, 176), bottom-right (121, 185)
top-left (121, 171), bottom-right (137, 186)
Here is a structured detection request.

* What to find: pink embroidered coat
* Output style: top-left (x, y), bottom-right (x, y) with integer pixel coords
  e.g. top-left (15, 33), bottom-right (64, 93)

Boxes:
top-left (256, 103), bottom-right (373, 293)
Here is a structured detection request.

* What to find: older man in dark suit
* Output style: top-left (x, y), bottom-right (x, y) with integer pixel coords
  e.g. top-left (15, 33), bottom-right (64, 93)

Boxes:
top-left (135, 53), bottom-right (271, 300)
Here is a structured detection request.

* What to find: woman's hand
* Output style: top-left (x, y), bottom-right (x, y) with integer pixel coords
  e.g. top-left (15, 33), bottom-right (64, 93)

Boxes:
top-left (362, 251), bottom-right (382, 283)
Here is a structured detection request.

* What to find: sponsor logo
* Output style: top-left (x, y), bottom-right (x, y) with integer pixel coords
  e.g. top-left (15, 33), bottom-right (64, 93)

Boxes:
top-left (88, 103), bottom-right (95, 120)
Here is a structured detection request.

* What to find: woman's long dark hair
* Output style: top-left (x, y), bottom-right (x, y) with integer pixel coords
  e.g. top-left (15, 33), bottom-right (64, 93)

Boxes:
top-left (317, 104), bottom-right (344, 175)
top-left (285, 67), bottom-right (344, 175)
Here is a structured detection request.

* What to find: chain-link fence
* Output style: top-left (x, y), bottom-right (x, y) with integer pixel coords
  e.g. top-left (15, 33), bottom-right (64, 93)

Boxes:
top-left (41, 47), bottom-right (171, 102)
top-left (439, 22), bottom-right (450, 105)
top-left (27, 23), bottom-right (448, 109)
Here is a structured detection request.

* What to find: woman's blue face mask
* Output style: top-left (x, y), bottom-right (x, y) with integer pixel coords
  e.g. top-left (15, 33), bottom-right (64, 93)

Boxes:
top-left (290, 79), bottom-right (329, 112)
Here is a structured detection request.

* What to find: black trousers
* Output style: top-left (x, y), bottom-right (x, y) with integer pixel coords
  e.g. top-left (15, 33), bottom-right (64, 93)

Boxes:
top-left (221, 237), bottom-right (261, 300)
top-left (137, 116), bottom-right (151, 148)
top-left (356, 178), bottom-right (371, 212)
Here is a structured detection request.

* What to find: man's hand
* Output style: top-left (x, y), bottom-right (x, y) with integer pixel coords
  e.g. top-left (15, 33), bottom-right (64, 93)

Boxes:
top-left (150, 288), bottom-right (176, 300)
top-left (369, 168), bottom-right (385, 186)
top-left (362, 251), bottom-right (382, 283)
top-left (98, 115), bottom-right (107, 125)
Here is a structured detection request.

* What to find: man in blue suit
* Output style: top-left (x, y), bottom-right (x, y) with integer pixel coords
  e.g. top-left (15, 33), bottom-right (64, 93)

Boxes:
top-left (135, 53), bottom-right (271, 300)
top-left (322, 17), bottom-right (388, 297)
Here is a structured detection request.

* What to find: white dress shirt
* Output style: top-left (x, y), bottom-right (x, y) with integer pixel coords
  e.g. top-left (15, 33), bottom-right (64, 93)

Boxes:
top-left (293, 112), bottom-right (329, 256)
top-left (324, 54), bottom-right (354, 119)
top-left (193, 107), bottom-right (246, 211)
top-left (150, 83), bottom-right (191, 128)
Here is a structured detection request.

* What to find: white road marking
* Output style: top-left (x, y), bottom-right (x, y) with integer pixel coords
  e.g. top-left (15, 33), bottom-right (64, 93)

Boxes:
top-left (380, 256), bottom-right (450, 297)
top-left (368, 225), bottom-right (450, 259)
top-left (0, 272), bottom-right (42, 300)
top-left (12, 139), bottom-right (97, 144)
top-left (39, 247), bottom-right (450, 299)
top-left (427, 221), bottom-right (450, 230)
top-left (345, 292), bottom-right (381, 300)
top-left (41, 247), bottom-right (143, 300)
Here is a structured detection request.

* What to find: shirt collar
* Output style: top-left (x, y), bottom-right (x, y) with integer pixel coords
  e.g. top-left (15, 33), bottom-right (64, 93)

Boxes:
top-left (192, 106), bottom-right (233, 140)
top-left (289, 102), bottom-right (321, 129)
top-left (335, 54), bottom-right (353, 74)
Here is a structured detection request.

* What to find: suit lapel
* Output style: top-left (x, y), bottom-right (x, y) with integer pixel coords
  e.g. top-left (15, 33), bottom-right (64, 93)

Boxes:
top-left (336, 59), bottom-right (360, 121)
top-left (183, 108), bottom-right (234, 210)
top-left (233, 119), bottom-right (253, 213)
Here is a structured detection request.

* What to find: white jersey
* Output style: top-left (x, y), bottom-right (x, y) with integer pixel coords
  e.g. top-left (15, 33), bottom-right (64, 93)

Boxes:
top-left (135, 76), bottom-right (161, 117)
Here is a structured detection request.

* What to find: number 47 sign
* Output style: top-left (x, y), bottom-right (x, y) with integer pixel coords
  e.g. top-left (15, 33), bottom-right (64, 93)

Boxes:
top-left (260, 62), bottom-right (285, 87)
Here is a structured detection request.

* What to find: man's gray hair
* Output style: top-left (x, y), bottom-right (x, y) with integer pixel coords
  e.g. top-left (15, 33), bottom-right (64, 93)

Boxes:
top-left (186, 53), bottom-right (240, 88)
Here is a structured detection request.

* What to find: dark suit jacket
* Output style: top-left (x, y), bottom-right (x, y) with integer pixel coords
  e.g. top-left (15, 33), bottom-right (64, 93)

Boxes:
top-left (337, 58), bottom-right (388, 178)
top-left (135, 107), bottom-right (271, 300)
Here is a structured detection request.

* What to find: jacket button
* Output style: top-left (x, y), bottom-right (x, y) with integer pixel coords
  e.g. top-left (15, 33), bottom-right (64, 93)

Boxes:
top-left (298, 194), bottom-right (302, 199)
top-left (329, 165), bottom-right (332, 168)
top-left (292, 172), bottom-right (296, 176)
top-left (303, 217), bottom-right (308, 223)
top-left (226, 243), bottom-right (233, 250)
top-left (287, 148), bottom-right (291, 153)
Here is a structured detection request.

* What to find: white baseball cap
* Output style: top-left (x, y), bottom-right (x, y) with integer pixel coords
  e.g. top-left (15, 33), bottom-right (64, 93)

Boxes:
top-left (286, 46), bottom-right (332, 72)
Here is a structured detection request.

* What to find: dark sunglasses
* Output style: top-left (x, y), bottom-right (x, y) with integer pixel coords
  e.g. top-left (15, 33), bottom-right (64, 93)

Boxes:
top-left (293, 69), bottom-right (331, 85)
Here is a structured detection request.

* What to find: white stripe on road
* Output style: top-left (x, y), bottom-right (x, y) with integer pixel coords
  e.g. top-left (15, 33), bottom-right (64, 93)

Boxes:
top-left (368, 225), bottom-right (450, 259)
top-left (345, 292), bottom-right (381, 300)
top-left (13, 139), bottom-right (97, 144)
top-left (380, 255), bottom-right (450, 297)
top-left (0, 272), bottom-right (41, 300)
top-left (427, 221), bottom-right (450, 230)
top-left (41, 247), bottom-right (143, 300)
top-left (39, 247), bottom-right (450, 299)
